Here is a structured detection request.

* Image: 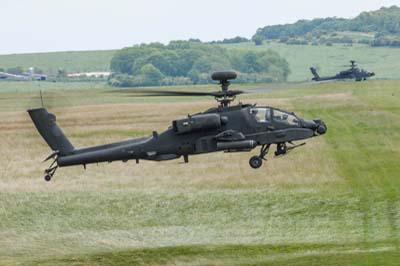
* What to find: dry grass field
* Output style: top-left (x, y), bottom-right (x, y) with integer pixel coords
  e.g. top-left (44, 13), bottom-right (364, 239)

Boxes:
top-left (0, 80), bottom-right (399, 265)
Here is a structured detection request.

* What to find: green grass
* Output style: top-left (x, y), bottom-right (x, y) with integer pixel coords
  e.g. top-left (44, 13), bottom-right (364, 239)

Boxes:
top-left (0, 80), bottom-right (399, 265)
top-left (222, 42), bottom-right (400, 81)
top-left (21, 244), bottom-right (400, 266)
top-left (333, 31), bottom-right (375, 41)
top-left (0, 81), bottom-right (282, 111)
top-left (0, 50), bottom-right (115, 73)
top-left (1, 42), bottom-right (399, 83)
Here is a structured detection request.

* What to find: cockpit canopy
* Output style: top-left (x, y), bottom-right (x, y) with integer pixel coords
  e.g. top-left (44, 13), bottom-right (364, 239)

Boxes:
top-left (249, 107), bottom-right (301, 126)
top-left (249, 107), bottom-right (270, 122)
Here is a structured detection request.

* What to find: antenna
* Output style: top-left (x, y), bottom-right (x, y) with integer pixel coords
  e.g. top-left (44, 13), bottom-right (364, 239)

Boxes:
top-left (40, 90), bottom-right (44, 107)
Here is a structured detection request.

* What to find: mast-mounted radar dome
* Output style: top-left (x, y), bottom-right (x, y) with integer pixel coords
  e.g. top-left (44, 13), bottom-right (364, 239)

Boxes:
top-left (211, 71), bottom-right (237, 83)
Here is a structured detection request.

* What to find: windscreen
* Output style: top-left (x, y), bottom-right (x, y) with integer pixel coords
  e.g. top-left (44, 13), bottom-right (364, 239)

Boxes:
top-left (272, 109), bottom-right (300, 126)
top-left (250, 108), bottom-right (271, 123)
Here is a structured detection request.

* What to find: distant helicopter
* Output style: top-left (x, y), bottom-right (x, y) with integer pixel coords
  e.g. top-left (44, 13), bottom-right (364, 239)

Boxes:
top-left (28, 71), bottom-right (327, 182)
top-left (310, 60), bottom-right (375, 82)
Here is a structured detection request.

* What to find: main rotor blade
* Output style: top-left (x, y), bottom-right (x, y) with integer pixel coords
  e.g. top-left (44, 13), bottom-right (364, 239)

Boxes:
top-left (109, 89), bottom-right (215, 96)
top-left (108, 89), bottom-right (244, 98)
top-left (107, 80), bottom-right (334, 99)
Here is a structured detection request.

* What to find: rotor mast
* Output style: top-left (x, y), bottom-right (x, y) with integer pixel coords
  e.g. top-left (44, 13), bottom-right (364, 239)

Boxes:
top-left (112, 71), bottom-right (244, 107)
top-left (211, 71), bottom-right (238, 108)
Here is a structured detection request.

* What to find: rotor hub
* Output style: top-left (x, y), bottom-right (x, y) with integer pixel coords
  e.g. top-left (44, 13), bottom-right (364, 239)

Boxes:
top-left (211, 71), bottom-right (239, 107)
top-left (111, 71), bottom-right (244, 108)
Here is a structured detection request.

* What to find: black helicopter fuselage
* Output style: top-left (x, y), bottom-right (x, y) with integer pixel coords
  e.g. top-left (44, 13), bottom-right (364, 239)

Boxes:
top-left (310, 66), bottom-right (375, 82)
top-left (28, 71), bottom-right (327, 181)
top-left (29, 104), bottom-right (326, 169)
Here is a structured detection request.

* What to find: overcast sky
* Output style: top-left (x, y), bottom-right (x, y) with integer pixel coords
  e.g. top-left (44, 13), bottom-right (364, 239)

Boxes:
top-left (1, 0), bottom-right (399, 54)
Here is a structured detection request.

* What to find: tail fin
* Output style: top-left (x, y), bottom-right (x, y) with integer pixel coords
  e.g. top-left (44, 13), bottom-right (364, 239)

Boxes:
top-left (310, 67), bottom-right (320, 80)
top-left (28, 108), bottom-right (74, 156)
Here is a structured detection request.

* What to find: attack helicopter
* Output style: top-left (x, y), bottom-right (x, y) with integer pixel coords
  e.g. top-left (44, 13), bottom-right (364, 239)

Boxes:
top-left (28, 71), bottom-right (327, 182)
top-left (310, 60), bottom-right (375, 82)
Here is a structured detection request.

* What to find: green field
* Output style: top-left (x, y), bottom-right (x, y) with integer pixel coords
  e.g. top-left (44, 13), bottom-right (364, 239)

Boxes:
top-left (2, 43), bottom-right (399, 82)
top-left (0, 80), bottom-right (399, 265)
top-left (0, 50), bottom-right (115, 73)
top-left (222, 42), bottom-right (400, 81)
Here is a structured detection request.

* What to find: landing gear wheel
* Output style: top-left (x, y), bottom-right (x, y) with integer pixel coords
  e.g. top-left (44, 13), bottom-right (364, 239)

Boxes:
top-left (43, 153), bottom-right (59, 182)
top-left (44, 174), bottom-right (52, 182)
top-left (249, 156), bottom-right (263, 169)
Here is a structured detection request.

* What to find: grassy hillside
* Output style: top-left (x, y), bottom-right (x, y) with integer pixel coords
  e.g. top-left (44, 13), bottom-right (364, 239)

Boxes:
top-left (0, 50), bottom-right (115, 73)
top-left (222, 42), bottom-right (400, 81)
top-left (0, 80), bottom-right (399, 265)
top-left (252, 6), bottom-right (400, 47)
top-left (1, 42), bottom-right (399, 82)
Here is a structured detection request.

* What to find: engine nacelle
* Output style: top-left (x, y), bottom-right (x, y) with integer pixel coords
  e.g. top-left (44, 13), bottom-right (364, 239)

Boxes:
top-left (173, 114), bottom-right (223, 134)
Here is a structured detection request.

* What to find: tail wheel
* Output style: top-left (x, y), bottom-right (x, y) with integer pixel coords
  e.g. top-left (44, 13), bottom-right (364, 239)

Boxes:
top-left (249, 156), bottom-right (263, 169)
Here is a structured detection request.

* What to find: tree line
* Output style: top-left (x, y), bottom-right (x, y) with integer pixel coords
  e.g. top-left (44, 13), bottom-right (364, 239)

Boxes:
top-left (253, 6), bottom-right (400, 47)
top-left (108, 41), bottom-right (290, 87)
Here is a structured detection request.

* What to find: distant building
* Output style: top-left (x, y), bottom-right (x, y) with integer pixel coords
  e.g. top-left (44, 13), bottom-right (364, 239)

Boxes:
top-left (67, 71), bottom-right (111, 78)
top-left (0, 70), bottom-right (47, 81)
top-left (0, 71), bottom-right (30, 80)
